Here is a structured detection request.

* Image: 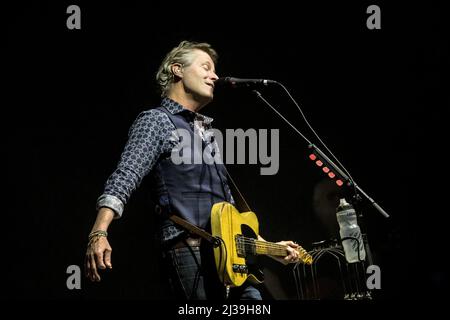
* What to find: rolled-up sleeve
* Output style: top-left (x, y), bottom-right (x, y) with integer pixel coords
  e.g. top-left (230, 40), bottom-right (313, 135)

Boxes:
top-left (96, 109), bottom-right (172, 218)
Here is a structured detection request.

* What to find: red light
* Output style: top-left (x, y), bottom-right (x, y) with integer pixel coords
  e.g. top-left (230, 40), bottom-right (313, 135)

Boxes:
top-left (336, 179), bottom-right (344, 186)
top-left (322, 167), bottom-right (330, 173)
top-left (328, 172), bottom-right (335, 178)
top-left (315, 160), bottom-right (323, 167)
top-left (309, 154), bottom-right (316, 161)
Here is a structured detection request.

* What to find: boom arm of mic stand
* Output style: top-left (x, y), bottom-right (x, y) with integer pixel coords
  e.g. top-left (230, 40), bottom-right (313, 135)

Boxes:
top-left (310, 144), bottom-right (389, 218)
top-left (253, 89), bottom-right (390, 219)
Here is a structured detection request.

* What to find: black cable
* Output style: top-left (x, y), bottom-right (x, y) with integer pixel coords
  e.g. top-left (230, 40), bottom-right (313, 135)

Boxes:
top-left (184, 238), bottom-right (202, 299)
top-left (214, 236), bottom-right (229, 299)
top-left (274, 82), bottom-right (358, 197)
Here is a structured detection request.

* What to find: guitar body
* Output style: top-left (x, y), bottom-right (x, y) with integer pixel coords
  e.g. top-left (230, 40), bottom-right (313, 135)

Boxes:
top-left (211, 202), bottom-right (264, 287)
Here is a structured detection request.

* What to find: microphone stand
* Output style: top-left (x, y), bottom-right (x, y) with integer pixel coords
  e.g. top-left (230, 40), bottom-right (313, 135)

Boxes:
top-left (252, 89), bottom-right (390, 267)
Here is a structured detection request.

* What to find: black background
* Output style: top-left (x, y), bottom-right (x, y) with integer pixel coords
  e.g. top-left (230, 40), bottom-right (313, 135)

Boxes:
top-left (4, 0), bottom-right (447, 302)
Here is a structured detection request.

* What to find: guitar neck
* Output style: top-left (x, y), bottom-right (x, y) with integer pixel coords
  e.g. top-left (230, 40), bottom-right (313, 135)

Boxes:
top-left (238, 237), bottom-right (313, 265)
top-left (253, 239), bottom-right (289, 256)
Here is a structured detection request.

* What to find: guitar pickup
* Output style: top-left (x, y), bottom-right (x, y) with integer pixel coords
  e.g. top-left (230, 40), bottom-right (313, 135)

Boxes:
top-left (235, 235), bottom-right (246, 257)
top-left (232, 264), bottom-right (248, 274)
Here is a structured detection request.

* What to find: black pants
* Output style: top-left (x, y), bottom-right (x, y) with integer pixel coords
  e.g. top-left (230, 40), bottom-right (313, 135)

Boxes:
top-left (162, 245), bottom-right (262, 300)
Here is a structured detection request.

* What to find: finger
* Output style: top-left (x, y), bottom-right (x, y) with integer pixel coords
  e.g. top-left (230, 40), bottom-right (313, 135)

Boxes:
top-left (286, 255), bottom-right (297, 264)
top-left (287, 241), bottom-right (299, 248)
top-left (90, 254), bottom-right (101, 282)
top-left (95, 249), bottom-right (107, 270)
top-left (88, 254), bottom-right (96, 282)
top-left (292, 246), bottom-right (299, 255)
top-left (286, 248), bottom-right (298, 262)
top-left (85, 255), bottom-right (91, 278)
top-left (283, 256), bottom-right (291, 264)
top-left (287, 246), bottom-right (297, 256)
top-left (87, 255), bottom-right (95, 282)
top-left (104, 249), bottom-right (113, 269)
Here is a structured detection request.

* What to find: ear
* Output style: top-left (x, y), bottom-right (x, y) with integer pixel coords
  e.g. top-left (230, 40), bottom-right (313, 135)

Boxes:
top-left (171, 63), bottom-right (183, 78)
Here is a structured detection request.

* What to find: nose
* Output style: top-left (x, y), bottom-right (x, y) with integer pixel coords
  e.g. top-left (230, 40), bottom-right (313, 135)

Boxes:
top-left (211, 72), bottom-right (219, 82)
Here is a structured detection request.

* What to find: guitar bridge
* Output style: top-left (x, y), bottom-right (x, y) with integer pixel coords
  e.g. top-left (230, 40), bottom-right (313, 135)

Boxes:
top-left (232, 264), bottom-right (248, 274)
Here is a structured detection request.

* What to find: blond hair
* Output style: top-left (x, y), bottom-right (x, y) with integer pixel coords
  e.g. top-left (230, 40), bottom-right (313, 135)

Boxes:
top-left (156, 40), bottom-right (218, 97)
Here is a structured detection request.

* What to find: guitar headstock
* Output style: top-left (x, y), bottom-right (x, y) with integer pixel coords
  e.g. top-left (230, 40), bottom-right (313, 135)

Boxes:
top-left (297, 246), bottom-right (313, 265)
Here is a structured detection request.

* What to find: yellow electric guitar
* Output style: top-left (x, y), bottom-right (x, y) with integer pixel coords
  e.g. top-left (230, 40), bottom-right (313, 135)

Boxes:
top-left (211, 201), bottom-right (313, 287)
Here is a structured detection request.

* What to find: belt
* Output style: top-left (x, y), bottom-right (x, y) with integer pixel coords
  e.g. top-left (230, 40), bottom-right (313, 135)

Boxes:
top-left (172, 237), bottom-right (202, 249)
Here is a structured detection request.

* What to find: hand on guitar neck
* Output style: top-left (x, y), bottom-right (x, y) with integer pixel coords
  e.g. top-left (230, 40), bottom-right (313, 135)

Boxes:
top-left (257, 235), bottom-right (301, 265)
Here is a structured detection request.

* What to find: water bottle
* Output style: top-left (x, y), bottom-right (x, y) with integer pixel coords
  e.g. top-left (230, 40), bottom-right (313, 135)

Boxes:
top-left (336, 198), bottom-right (366, 263)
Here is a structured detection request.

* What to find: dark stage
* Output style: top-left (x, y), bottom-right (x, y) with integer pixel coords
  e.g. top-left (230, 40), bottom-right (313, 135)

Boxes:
top-left (4, 1), bottom-right (447, 303)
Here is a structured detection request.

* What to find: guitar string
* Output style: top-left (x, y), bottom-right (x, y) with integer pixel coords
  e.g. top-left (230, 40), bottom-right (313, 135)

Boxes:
top-left (237, 237), bottom-right (310, 256)
top-left (238, 237), bottom-right (300, 250)
top-left (237, 239), bottom-right (292, 253)
top-left (235, 242), bottom-right (312, 263)
top-left (235, 243), bottom-right (287, 255)
top-left (238, 240), bottom-right (298, 252)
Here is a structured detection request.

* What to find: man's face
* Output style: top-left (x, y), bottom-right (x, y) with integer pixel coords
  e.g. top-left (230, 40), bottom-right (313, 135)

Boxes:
top-left (181, 49), bottom-right (218, 105)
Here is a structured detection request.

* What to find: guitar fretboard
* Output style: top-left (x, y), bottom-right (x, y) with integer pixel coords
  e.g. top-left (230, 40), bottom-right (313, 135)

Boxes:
top-left (236, 236), bottom-right (313, 264)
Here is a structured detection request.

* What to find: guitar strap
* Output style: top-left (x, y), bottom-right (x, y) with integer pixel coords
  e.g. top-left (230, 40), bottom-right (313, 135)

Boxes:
top-left (222, 168), bottom-right (252, 213)
top-left (168, 167), bottom-right (251, 247)
top-left (168, 172), bottom-right (251, 249)
top-left (168, 214), bottom-right (218, 246)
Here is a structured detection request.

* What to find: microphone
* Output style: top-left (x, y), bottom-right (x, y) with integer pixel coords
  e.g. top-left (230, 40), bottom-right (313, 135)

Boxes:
top-left (215, 77), bottom-right (278, 88)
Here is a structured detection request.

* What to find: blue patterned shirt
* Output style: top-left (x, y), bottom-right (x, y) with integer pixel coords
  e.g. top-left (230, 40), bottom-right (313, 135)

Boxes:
top-left (96, 97), bottom-right (229, 218)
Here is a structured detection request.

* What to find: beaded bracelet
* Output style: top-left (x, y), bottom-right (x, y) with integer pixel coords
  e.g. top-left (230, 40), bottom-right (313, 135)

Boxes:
top-left (88, 231), bottom-right (108, 248)
top-left (88, 230), bottom-right (108, 240)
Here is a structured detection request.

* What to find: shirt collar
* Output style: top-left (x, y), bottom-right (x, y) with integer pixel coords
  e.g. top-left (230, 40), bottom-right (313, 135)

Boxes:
top-left (161, 97), bottom-right (214, 125)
